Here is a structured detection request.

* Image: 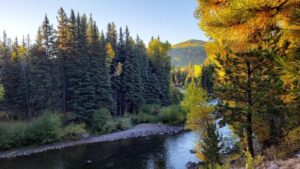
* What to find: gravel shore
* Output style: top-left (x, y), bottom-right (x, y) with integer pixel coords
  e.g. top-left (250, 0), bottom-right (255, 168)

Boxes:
top-left (0, 123), bottom-right (183, 159)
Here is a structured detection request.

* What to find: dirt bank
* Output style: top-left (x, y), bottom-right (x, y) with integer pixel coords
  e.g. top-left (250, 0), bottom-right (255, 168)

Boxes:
top-left (258, 157), bottom-right (300, 169)
top-left (0, 123), bottom-right (184, 159)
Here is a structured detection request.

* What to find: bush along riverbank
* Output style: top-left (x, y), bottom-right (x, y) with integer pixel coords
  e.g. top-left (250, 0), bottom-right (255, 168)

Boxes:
top-left (0, 104), bottom-right (186, 151)
top-left (0, 123), bottom-right (183, 159)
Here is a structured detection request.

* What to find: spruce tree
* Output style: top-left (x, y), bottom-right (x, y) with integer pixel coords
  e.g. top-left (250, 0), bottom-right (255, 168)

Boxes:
top-left (66, 10), bottom-right (82, 115)
top-left (117, 27), bottom-right (125, 62)
top-left (201, 123), bottom-right (223, 169)
top-left (30, 15), bottom-right (57, 114)
top-left (0, 31), bottom-right (10, 108)
top-left (100, 31), bottom-right (115, 113)
top-left (76, 14), bottom-right (95, 121)
top-left (147, 38), bottom-right (171, 105)
top-left (135, 36), bottom-right (148, 103)
top-left (122, 35), bottom-right (144, 113)
top-left (56, 7), bottom-right (69, 113)
top-left (87, 16), bottom-right (114, 113)
top-left (2, 38), bottom-right (30, 118)
top-left (103, 23), bottom-right (120, 115)
top-left (201, 64), bottom-right (214, 94)
top-left (106, 22), bottom-right (117, 52)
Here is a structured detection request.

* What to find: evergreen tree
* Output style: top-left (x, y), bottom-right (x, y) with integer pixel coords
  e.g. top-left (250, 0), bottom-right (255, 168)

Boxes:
top-left (2, 38), bottom-right (30, 118)
top-left (87, 16), bottom-right (114, 113)
top-left (200, 123), bottom-right (223, 169)
top-left (214, 40), bottom-right (286, 156)
top-left (201, 64), bottom-right (214, 94)
top-left (147, 38), bottom-right (171, 105)
top-left (122, 35), bottom-right (144, 113)
top-left (30, 15), bottom-right (57, 115)
top-left (117, 27), bottom-right (125, 63)
top-left (106, 22), bottom-right (117, 52)
top-left (111, 62), bottom-right (123, 115)
top-left (56, 7), bottom-right (69, 113)
top-left (135, 36), bottom-right (149, 103)
top-left (143, 64), bottom-right (161, 104)
top-left (76, 14), bottom-right (95, 121)
top-left (66, 10), bottom-right (82, 115)
top-left (0, 31), bottom-right (10, 107)
top-left (105, 24), bottom-right (122, 115)
top-left (194, 0), bottom-right (300, 157)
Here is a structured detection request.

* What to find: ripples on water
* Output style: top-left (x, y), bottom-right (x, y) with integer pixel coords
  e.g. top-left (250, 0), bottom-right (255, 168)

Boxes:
top-left (0, 132), bottom-right (200, 169)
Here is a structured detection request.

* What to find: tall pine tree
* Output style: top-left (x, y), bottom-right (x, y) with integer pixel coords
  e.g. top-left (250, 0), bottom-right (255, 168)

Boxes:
top-left (30, 15), bottom-right (57, 115)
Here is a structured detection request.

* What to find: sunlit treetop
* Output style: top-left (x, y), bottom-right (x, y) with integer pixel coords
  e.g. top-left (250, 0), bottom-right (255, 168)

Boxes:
top-left (195, 0), bottom-right (300, 52)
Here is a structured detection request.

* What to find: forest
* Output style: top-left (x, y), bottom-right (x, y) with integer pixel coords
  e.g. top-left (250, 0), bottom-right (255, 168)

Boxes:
top-left (0, 8), bottom-right (184, 149)
top-left (0, 1), bottom-right (299, 169)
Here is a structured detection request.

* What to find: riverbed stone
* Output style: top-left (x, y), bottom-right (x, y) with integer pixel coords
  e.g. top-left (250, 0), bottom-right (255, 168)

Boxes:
top-left (267, 162), bottom-right (279, 169)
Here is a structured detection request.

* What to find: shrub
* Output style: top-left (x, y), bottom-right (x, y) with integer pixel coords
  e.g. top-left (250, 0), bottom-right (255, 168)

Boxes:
top-left (27, 113), bottom-right (62, 144)
top-left (0, 122), bottom-right (27, 150)
top-left (133, 104), bottom-right (163, 124)
top-left (0, 123), bottom-right (12, 149)
top-left (158, 105), bottom-right (186, 124)
top-left (116, 116), bottom-right (132, 130)
top-left (9, 122), bottom-right (27, 147)
top-left (139, 104), bottom-right (160, 115)
top-left (0, 84), bottom-right (4, 102)
top-left (169, 83), bottom-right (183, 104)
top-left (92, 108), bottom-right (116, 134)
top-left (285, 126), bottom-right (300, 146)
top-left (133, 112), bottom-right (154, 123)
top-left (266, 126), bottom-right (300, 159)
top-left (63, 123), bottom-right (87, 140)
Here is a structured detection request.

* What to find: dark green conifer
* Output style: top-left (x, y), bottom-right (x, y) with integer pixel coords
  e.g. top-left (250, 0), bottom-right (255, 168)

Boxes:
top-left (30, 15), bottom-right (57, 114)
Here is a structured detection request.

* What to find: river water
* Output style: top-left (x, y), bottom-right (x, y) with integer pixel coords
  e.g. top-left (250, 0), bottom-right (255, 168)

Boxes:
top-left (0, 132), bottom-right (201, 169)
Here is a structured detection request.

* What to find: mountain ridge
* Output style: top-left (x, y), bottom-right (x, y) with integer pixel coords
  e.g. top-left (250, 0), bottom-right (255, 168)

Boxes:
top-left (168, 39), bottom-right (206, 67)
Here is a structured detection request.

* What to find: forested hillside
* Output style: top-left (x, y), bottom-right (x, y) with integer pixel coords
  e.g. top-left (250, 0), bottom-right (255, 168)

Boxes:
top-left (167, 39), bottom-right (206, 67)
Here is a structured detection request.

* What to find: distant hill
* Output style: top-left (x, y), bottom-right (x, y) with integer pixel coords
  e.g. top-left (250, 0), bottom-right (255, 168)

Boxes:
top-left (168, 39), bottom-right (206, 67)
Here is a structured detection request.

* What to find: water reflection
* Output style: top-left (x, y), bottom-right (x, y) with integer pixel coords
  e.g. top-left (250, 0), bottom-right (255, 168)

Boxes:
top-left (0, 132), bottom-right (200, 169)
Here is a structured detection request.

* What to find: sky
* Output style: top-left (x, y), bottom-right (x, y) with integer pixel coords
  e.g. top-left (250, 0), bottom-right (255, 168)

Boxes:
top-left (0, 0), bottom-right (207, 45)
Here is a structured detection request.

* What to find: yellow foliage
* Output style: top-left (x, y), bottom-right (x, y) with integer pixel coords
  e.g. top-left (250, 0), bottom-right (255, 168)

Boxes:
top-left (192, 138), bottom-right (207, 161)
top-left (12, 45), bottom-right (27, 59)
top-left (193, 64), bottom-right (202, 78)
top-left (285, 126), bottom-right (300, 145)
top-left (182, 80), bottom-right (215, 131)
top-left (252, 114), bottom-right (271, 142)
top-left (196, 0), bottom-right (300, 53)
top-left (147, 38), bottom-right (170, 57)
top-left (106, 43), bottom-right (115, 65)
top-left (280, 94), bottom-right (296, 104)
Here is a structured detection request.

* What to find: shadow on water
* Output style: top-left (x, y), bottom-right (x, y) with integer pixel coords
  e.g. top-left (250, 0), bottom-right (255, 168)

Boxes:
top-left (0, 132), bottom-right (200, 169)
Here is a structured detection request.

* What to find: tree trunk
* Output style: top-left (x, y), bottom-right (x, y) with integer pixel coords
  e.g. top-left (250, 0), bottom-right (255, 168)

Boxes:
top-left (20, 61), bottom-right (32, 121)
top-left (247, 110), bottom-right (254, 156)
top-left (246, 60), bottom-right (254, 157)
top-left (62, 58), bottom-right (67, 114)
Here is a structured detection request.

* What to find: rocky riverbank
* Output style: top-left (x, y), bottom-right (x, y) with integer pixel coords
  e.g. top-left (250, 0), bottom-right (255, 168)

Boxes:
top-left (0, 123), bottom-right (184, 159)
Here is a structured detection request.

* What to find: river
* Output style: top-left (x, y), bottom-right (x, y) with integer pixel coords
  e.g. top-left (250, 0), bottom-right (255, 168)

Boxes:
top-left (0, 132), bottom-right (200, 169)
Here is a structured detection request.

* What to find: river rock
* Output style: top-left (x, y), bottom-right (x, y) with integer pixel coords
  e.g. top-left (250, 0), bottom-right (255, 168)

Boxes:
top-left (86, 160), bottom-right (92, 164)
top-left (267, 162), bottom-right (279, 169)
top-left (296, 151), bottom-right (300, 158)
top-left (189, 149), bottom-right (196, 154)
top-left (186, 161), bottom-right (198, 169)
top-left (81, 133), bottom-right (90, 138)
